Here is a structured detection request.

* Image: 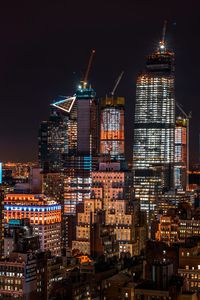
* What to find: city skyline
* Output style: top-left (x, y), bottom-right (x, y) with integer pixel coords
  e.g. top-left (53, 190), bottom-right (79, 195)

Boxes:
top-left (1, 4), bottom-right (200, 297)
top-left (0, 0), bottom-right (200, 164)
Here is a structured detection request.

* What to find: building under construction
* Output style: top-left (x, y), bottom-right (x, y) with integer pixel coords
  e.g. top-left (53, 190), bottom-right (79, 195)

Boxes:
top-left (100, 97), bottom-right (125, 161)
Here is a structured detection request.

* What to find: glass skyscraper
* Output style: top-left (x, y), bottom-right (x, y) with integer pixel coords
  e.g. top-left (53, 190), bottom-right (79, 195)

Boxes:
top-left (133, 39), bottom-right (175, 215)
top-left (38, 96), bottom-right (77, 172)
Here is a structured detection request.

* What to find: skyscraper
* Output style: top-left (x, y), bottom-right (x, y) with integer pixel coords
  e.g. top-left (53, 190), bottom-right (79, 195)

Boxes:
top-left (133, 35), bottom-right (175, 216)
top-left (38, 96), bottom-right (77, 172)
top-left (63, 84), bottom-right (99, 249)
top-left (76, 85), bottom-right (98, 156)
top-left (100, 97), bottom-right (125, 161)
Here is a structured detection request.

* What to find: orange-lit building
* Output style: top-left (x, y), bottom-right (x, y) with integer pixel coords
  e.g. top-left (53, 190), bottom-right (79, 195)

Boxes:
top-left (2, 162), bottom-right (36, 179)
top-left (156, 215), bottom-right (179, 245)
top-left (100, 97), bottom-right (125, 161)
top-left (4, 194), bottom-right (61, 256)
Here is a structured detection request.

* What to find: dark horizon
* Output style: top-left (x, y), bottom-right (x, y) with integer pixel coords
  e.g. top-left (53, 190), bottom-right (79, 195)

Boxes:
top-left (0, 1), bottom-right (200, 164)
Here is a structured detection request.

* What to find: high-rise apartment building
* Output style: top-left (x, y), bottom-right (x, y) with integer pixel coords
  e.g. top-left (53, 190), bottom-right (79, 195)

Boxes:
top-left (133, 37), bottom-right (175, 216)
top-left (4, 194), bottom-right (61, 256)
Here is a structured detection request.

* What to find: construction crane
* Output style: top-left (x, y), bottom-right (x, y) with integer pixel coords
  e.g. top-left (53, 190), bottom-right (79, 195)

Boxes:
top-left (176, 101), bottom-right (192, 190)
top-left (160, 20), bottom-right (167, 50)
top-left (162, 20), bottom-right (167, 44)
top-left (110, 71), bottom-right (124, 97)
top-left (82, 49), bottom-right (95, 89)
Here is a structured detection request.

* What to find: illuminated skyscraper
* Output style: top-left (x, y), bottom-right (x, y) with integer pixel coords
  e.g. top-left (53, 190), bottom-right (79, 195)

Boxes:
top-left (38, 96), bottom-right (77, 172)
top-left (51, 95), bottom-right (77, 156)
top-left (63, 84), bottom-right (99, 249)
top-left (100, 97), bottom-right (125, 161)
top-left (76, 85), bottom-right (98, 156)
top-left (63, 84), bottom-right (99, 214)
top-left (133, 36), bottom-right (175, 215)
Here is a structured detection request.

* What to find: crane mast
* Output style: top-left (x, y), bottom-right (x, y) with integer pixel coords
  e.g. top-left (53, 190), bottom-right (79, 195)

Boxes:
top-left (82, 49), bottom-right (95, 89)
top-left (162, 20), bottom-right (167, 44)
top-left (111, 71), bottom-right (124, 97)
top-left (159, 20), bottom-right (167, 50)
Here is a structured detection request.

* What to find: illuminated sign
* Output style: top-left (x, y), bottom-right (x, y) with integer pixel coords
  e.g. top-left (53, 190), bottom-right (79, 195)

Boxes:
top-left (51, 96), bottom-right (76, 113)
top-left (9, 219), bottom-right (21, 225)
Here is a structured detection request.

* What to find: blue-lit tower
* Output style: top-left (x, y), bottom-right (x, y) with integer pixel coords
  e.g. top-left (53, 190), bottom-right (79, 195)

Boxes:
top-left (63, 51), bottom-right (99, 249)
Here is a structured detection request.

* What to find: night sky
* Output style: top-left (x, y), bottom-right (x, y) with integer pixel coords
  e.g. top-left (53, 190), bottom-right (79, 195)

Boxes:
top-left (0, 0), bottom-right (199, 164)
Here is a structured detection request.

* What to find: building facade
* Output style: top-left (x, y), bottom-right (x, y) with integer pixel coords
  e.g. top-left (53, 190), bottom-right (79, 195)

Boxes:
top-left (175, 116), bottom-right (188, 191)
top-left (100, 97), bottom-right (125, 161)
top-left (133, 38), bottom-right (175, 217)
top-left (38, 96), bottom-right (77, 172)
top-left (72, 162), bottom-right (140, 256)
top-left (178, 242), bottom-right (200, 292)
top-left (4, 194), bottom-right (61, 256)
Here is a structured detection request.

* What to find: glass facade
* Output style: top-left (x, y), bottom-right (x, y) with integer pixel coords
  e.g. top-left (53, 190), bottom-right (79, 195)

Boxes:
top-left (38, 96), bottom-right (77, 172)
top-left (133, 42), bottom-right (175, 215)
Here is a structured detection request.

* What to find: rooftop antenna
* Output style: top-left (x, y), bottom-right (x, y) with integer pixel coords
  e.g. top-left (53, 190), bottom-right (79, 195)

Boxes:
top-left (82, 49), bottom-right (95, 89)
top-left (110, 71), bottom-right (124, 97)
